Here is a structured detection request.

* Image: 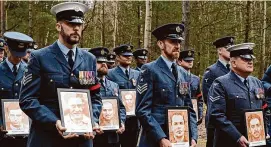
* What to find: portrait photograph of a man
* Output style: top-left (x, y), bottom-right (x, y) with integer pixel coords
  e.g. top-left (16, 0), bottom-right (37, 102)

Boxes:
top-left (245, 111), bottom-right (266, 147)
top-left (120, 90), bottom-right (136, 116)
top-left (2, 100), bottom-right (30, 135)
top-left (58, 89), bottom-right (93, 135)
top-left (167, 108), bottom-right (190, 147)
top-left (191, 99), bottom-right (198, 121)
top-left (99, 98), bottom-right (120, 131)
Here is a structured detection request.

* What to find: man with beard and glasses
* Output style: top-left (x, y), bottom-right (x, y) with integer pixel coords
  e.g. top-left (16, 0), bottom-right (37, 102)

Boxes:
top-left (0, 31), bottom-right (33, 147)
top-left (133, 48), bottom-right (148, 71)
top-left (89, 47), bottom-right (126, 147)
top-left (202, 36), bottom-right (234, 147)
top-left (107, 44), bottom-right (140, 147)
top-left (177, 50), bottom-right (203, 125)
top-left (19, 2), bottom-right (102, 147)
top-left (107, 52), bottom-right (116, 69)
top-left (208, 43), bottom-right (267, 147)
top-left (136, 23), bottom-right (197, 147)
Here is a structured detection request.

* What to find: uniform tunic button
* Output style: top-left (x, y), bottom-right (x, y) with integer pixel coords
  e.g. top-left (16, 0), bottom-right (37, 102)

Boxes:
top-left (251, 102), bottom-right (253, 104)
top-left (15, 93), bottom-right (17, 96)
top-left (162, 89), bottom-right (165, 91)
top-left (176, 95), bottom-right (178, 97)
top-left (1, 88), bottom-right (3, 90)
top-left (70, 87), bottom-right (73, 89)
top-left (71, 73), bottom-right (74, 76)
top-left (15, 83), bottom-right (18, 86)
top-left (50, 79), bottom-right (53, 82)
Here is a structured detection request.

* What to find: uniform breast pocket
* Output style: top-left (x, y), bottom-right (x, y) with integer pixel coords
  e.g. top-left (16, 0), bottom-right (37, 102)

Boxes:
top-left (228, 93), bottom-right (248, 110)
top-left (117, 82), bottom-right (125, 89)
top-left (154, 88), bottom-right (170, 103)
top-left (45, 74), bottom-right (63, 92)
top-left (0, 87), bottom-right (12, 99)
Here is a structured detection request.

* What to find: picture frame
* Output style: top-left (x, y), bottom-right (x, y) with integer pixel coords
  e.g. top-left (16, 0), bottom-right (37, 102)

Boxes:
top-left (191, 98), bottom-right (198, 121)
top-left (1, 99), bottom-right (30, 136)
top-left (99, 97), bottom-right (121, 131)
top-left (57, 88), bottom-right (94, 135)
top-left (119, 89), bottom-right (136, 116)
top-left (244, 109), bottom-right (266, 147)
top-left (166, 107), bottom-right (190, 147)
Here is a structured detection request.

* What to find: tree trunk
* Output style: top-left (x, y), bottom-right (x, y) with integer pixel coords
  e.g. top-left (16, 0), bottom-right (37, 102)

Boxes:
top-left (137, 3), bottom-right (142, 48)
top-left (0, 1), bottom-right (6, 36)
top-left (259, 1), bottom-right (266, 78)
top-left (112, 1), bottom-right (118, 48)
top-left (182, 0), bottom-right (190, 50)
top-left (143, 0), bottom-right (152, 50)
top-left (102, 1), bottom-right (105, 46)
top-left (244, 1), bottom-right (251, 42)
top-left (28, 1), bottom-right (33, 37)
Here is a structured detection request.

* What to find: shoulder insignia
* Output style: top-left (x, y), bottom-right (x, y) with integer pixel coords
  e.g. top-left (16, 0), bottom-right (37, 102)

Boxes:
top-left (137, 83), bottom-right (148, 94)
top-left (209, 96), bottom-right (220, 102)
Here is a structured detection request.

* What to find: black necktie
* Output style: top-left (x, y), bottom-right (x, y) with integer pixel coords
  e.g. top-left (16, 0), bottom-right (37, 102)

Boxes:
top-left (125, 69), bottom-right (129, 79)
top-left (68, 50), bottom-right (74, 68)
top-left (13, 64), bottom-right (17, 76)
top-left (100, 79), bottom-right (105, 88)
top-left (171, 63), bottom-right (178, 80)
top-left (226, 64), bottom-right (230, 71)
top-left (244, 79), bottom-right (249, 89)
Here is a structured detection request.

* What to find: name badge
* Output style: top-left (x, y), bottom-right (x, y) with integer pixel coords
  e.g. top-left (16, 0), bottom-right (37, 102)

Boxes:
top-left (179, 82), bottom-right (189, 95)
top-left (255, 88), bottom-right (265, 99)
top-left (79, 71), bottom-right (95, 85)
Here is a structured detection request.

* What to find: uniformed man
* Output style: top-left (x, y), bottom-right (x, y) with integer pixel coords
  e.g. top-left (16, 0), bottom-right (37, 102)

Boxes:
top-left (0, 38), bottom-right (7, 62)
top-left (202, 36), bottom-right (234, 147)
top-left (89, 47), bottom-right (126, 147)
top-left (22, 41), bottom-right (37, 63)
top-left (107, 44), bottom-right (140, 147)
top-left (208, 43), bottom-right (266, 147)
top-left (133, 48), bottom-right (148, 71)
top-left (0, 31), bottom-right (33, 147)
top-left (177, 49), bottom-right (203, 125)
top-left (136, 23), bottom-right (197, 147)
top-left (19, 2), bottom-right (102, 147)
top-left (107, 52), bottom-right (116, 69)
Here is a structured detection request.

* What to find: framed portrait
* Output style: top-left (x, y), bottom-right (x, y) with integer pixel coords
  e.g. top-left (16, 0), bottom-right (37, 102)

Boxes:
top-left (244, 109), bottom-right (266, 147)
top-left (99, 97), bottom-right (121, 131)
top-left (57, 88), bottom-right (94, 135)
top-left (119, 89), bottom-right (136, 116)
top-left (191, 98), bottom-right (198, 121)
top-left (166, 107), bottom-right (190, 147)
top-left (1, 99), bottom-right (30, 136)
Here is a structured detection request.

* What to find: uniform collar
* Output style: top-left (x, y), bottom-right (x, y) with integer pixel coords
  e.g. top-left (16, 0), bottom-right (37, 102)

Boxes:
top-left (234, 72), bottom-right (246, 83)
top-left (161, 55), bottom-right (176, 71)
top-left (57, 39), bottom-right (77, 57)
top-left (6, 58), bottom-right (20, 72)
top-left (218, 58), bottom-right (228, 68)
top-left (119, 65), bottom-right (130, 75)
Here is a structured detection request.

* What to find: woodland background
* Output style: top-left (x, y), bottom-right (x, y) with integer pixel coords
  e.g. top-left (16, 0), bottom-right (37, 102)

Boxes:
top-left (0, 0), bottom-right (270, 79)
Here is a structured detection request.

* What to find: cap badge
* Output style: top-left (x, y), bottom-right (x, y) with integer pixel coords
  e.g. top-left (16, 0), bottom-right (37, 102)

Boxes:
top-left (110, 55), bottom-right (113, 58)
top-left (143, 50), bottom-right (146, 55)
top-left (230, 38), bottom-right (234, 43)
top-left (0, 42), bottom-right (3, 47)
top-left (127, 46), bottom-right (131, 50)
top-left (188, 51), bottom-right (192, 56)
top-left (74, 6), bottom-right (80, 12)
top-left (18, 43), bottom-right (25, 49)
top-left (101, 49), bottom-right (105, 55)
top-left (34, 44), bottom-right (38, 49)
top-left (29, 43), bottom-right (32, 47)
top-left (176, 26), bottom-right (181, 33)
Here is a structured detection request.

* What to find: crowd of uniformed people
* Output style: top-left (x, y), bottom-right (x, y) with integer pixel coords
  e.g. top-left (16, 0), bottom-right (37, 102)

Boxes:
top-left (0, 1), bottom-right (271, 147)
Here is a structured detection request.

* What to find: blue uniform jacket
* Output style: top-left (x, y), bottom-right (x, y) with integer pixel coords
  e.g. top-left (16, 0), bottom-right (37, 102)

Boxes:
top-left (202, 60), bottom-right (229, 128)
top-left (95, 77), bottom-right (126, 144)
top-left (19, 42), bottom-right (102, 147)
top-left (0, 60), bottom-right (28, 147)
top-left (136, 57), bottom-right (197, 147)
top-left (208, 71), bottom-right (264, 147)
top-left (189, 73), bottom-right (203, 120)
top-left (107, 66), bottom-right (140, 132)
top-left (262, 65), bottom-right (271, 108)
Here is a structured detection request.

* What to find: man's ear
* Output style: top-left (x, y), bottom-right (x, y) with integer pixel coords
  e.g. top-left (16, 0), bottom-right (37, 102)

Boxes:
top-left (56, 22), bottom-right (61, 32)
top-left (157, 40), bottom-right (164, 50)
